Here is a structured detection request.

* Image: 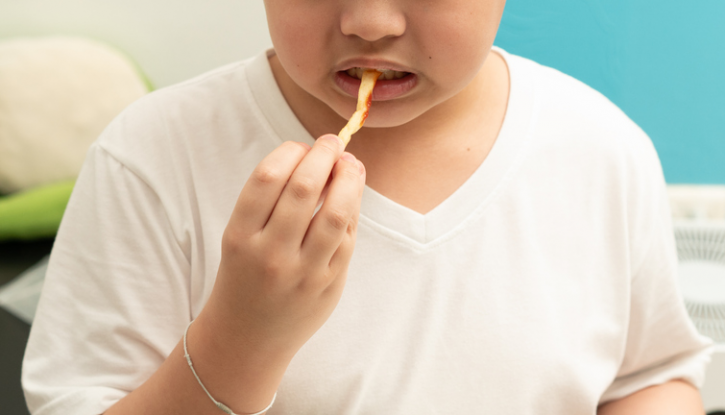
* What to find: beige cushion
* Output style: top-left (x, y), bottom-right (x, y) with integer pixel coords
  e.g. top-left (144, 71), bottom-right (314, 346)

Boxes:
top-left (0, 36), bottom-right (148, 193)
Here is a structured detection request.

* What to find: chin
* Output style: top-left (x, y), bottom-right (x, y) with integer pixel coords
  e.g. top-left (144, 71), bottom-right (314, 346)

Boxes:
top-left (370, 106), bottom-right (430, 129)
top-left (360, 115), bottom-right (416, 129)
top-left (331, 98), bottom-right (426, 130)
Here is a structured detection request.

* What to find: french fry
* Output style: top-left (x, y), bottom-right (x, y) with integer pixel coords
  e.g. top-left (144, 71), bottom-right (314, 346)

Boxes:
top-left (338, 70), bottom-right (382, 147)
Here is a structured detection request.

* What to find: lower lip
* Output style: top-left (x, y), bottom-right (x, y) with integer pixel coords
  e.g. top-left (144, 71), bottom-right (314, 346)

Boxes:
top-left (334, 71), bottom-right (418, 101)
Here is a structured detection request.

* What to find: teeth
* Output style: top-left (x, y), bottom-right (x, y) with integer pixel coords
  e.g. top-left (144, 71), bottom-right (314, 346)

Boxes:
top-left (346, 67), bottom-right (408, 80)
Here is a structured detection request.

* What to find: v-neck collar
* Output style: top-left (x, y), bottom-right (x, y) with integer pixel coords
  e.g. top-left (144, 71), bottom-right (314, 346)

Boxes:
top-left (246, 47), bottom-right (540, 248)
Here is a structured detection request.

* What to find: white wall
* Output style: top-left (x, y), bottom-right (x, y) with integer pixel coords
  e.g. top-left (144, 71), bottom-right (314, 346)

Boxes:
top-left (0, 0), bottom-right (273, 88)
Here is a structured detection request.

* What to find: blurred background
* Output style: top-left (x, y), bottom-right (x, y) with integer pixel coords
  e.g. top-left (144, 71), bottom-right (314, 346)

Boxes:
top-left (2, 0), bottom-right (722, 183)
top-left (498, 0), bottom-right (725, 185)
top-left (0, 0), bottom-right (723, 414)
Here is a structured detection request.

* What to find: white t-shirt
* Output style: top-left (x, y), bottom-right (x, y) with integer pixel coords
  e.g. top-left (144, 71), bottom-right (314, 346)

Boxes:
top-left (23, 48), bottom-right (713, 415)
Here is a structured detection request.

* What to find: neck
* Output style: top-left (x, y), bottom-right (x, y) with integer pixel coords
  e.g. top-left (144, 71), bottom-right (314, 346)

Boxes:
top-left (268, 50), bottom-right (510, 213)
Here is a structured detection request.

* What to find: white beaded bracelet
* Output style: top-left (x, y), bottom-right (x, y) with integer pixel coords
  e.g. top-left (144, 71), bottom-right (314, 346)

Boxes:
top-left (183, 321), bottom-right (277, 415)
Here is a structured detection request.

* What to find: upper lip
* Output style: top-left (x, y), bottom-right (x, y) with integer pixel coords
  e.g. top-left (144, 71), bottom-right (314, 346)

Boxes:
top-left (335, 58), bottom-right (415, 74)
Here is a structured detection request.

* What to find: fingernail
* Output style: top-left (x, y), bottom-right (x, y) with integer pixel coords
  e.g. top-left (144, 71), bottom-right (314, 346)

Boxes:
top-left (357, 160), bottom-right (365, 175)
top-left (322, 134), bottom-right (343, 148)
top-left (298, 142), bottom-right (311, 150)
top-left (341, 152), bottom-right (356, 164)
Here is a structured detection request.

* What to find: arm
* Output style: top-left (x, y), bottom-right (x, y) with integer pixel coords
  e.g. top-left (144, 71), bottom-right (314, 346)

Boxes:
top-left (105, 136), bottom-right (365, 414)
top-left (597, 379), bottom-right (705, 415)
top-left (596, 126), bottom-right (713, 410)
top-left (103, 313), bottom-right (289, 415)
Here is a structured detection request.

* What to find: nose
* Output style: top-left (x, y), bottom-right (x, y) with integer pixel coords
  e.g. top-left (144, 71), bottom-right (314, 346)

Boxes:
top-left (340, 0), bottom-right (406, 42)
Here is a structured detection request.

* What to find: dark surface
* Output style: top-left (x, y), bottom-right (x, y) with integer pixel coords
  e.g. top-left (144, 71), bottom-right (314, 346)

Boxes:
top-left (0, 238), bottom-right (54, 415)
top-left (0, 309), bottom-right (32, 415)
top-left (0, 239), bottom-right (54, 286)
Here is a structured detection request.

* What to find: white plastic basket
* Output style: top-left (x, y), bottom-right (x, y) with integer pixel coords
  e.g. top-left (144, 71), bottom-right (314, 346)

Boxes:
top-left (674, 222), bottom-right (725, 344)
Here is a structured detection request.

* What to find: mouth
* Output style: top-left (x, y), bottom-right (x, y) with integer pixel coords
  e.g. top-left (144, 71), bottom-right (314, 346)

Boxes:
top-left (335, 67), bottom-right (418, 101)
top-left (345, 67), bottom-right (411, 81)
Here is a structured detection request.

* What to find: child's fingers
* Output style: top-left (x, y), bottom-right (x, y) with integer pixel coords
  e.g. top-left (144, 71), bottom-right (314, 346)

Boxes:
top-left (231, 141), bottom-right (309, 235)
top-left (301, 157), bottom-right (364, 274)
top-left (326, 164), bottom-right (365, 279)
top-left (263, 135), bottom-right (345, 250)
top-left (317, 172), bottom-right (364, 299)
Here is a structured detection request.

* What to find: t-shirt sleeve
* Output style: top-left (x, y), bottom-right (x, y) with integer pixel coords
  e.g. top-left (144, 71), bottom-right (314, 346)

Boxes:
top-left (598, 134), bottom-right (714, 404)
top-left (22, 137), bottom-right (192, 415)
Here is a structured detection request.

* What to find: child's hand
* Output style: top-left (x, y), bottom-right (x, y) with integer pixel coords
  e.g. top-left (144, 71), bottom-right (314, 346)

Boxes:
top-left (102, 136), bottom-right (365, 414)
top-left (202, 134), bottom-right (365, 358)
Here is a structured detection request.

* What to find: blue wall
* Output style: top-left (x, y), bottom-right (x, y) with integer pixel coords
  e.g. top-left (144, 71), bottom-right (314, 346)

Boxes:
top-left (495, 0), bottom-right (725, 184)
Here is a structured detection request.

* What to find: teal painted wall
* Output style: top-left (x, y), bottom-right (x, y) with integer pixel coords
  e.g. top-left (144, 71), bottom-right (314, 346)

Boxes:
top-left (495, 0), bottom-right (725, 184)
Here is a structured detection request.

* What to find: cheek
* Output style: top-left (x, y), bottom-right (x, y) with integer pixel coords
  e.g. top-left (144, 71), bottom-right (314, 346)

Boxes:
top-left (413, 6), bottom-right (502, 89)
top-left (419, 27), bottom-right (488, 93)
top-left (266, 5), bottom-right (333, 86)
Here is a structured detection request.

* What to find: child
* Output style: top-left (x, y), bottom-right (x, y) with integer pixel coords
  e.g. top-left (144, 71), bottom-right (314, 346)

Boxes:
top-left (23, 0), bottom-right (713, 414)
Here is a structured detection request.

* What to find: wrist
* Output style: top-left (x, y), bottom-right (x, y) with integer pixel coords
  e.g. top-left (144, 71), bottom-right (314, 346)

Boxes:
top-left (198, 287), bottom-right (303, 359)
top-left (188, 307), bottom-right (292, 412)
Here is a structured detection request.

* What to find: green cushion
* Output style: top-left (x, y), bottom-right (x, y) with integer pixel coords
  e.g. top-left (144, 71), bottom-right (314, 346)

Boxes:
top-left (0, 180), bottom-right (75, 241)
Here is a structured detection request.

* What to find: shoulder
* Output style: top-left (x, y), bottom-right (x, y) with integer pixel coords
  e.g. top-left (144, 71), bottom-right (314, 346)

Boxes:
top-left (502, 49), bottom-right (662, 183)
top-left (97, 58), bottom-right (252, 152)
top-left (134, 58), bottom-right (253, 121)
top-left (501, 50), bottom-right (669, 233)
top-left (82, 53), bottom-right (281, 223)
top-left (93, 53), bottom-right (276, 179)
